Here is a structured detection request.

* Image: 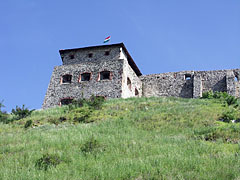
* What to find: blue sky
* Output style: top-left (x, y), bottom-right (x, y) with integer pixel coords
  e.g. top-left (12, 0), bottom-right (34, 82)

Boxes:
top-left (0, 0), bottom-right (239, 111)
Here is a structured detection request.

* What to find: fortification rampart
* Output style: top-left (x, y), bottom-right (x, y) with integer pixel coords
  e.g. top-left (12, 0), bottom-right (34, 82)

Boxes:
top-left (141, 69), bottom-right (240, 98)
top-left (42, 43), bottom-right (240, 109)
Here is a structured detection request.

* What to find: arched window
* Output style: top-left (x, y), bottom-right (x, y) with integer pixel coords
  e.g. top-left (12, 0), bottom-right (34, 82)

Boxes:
top-left (80, 73), bottom-right (91, 81)
top-left (135, 88), bottom-right (139, 96)
top-left (127, 77), bottom-right (131, 90)
top-left (61, 74), bottom-right (72, 84)
top-left (100, 71), bottom-right (111, 80)
top-left (60, 98), bottom-right (73, 106)
top-left (235, 75), bottom-right (239, 82)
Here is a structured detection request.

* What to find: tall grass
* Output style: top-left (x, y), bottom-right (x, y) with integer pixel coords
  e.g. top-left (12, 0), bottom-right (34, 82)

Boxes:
top-left (0, 97), bottom-right (240, 179)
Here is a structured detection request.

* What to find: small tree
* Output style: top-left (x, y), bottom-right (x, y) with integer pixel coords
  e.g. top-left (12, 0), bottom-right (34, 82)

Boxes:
top-left (0, 100), bottom-right (8, 123)
top-left (0, 100), bottom-right (4, 112)
top-left (11, 105), bottom-right (34, 120)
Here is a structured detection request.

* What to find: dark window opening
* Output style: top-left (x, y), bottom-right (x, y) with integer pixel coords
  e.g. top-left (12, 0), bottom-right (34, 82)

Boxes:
top-left (185, 74), bottom-right (191, 80)
top-left (235, 75), bottom-right (239, 82)
top-left (60, 98), bottom-right (73, 106)
top-left (88, 53), bottom-right (93, 58)
top-left (100, 71), bottom-right (111, 80)
top-left (62, 74), bottom-right (72, 84)
top-left (135, 88), bottom-right (139, 96)
top-left (127, 77), bottom-right (131, 90)
top-left (81, 73), bottom-right (91, 81)
top-left (70, 55), bottom-right (75, 59)
top-left (105, 51), bottom-right (110, 56)
top-left (95, 96), bottom-right (106, 100)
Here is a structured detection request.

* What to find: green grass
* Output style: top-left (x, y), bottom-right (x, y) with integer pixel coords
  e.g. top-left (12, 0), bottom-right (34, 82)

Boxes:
top-left (1, 97), bottom-right (240, 179)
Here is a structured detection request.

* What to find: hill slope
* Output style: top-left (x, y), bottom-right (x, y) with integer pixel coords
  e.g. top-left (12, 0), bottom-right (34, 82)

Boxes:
top-left (0, 97), bottom-right (240, 180)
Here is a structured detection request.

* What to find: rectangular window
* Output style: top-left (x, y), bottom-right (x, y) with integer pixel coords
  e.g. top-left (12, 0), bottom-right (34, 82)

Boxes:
top-left (69, 55), bottom-right (74, 59)
top-left (88, 53), bottom-right (93, 58)
top-left (100, 71), bottom-right (111, 80)
top-left (60, 98), bottom-right (73, 106)
top-left (81, 73), bottom-right (91, 81)
top-left (185, 74), bottom-right (191, 80)
top-left (62, 74), bottom-right (72, 84)
top-left (105, 51), bottom-right (110, 56)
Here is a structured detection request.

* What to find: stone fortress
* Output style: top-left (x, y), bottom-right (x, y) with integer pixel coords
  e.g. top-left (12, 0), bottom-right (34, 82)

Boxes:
top-left (42, 43), bottom-right (240, 109)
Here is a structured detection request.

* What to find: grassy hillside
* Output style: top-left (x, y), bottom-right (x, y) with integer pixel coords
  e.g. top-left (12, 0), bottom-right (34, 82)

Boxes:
top-left (0, 97), bottom-right (240, 180)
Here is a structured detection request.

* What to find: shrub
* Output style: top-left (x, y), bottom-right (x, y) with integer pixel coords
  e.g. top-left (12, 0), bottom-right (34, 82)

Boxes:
top-left (47, 118), bottom-right (59, 125)
top-left (219, 109), bottom-right (238, 123)
top-left (202, 91), bottom-right (214, 99)
top-left (68, 99), bottom-right (87, 110)
top-left (212, 91), bottom-right (229, 99)
top-left (80, 137), bottom-right (104, 154)
top-left (24, 120), bottom-right (32, 129)
top-left (226, 96), bottom-right (238, 106)
top-left (194, 124), bottom-right (240, 143)
top-left (68, 95), bottom-right (105, 110)
top-left (88, 95), bottom-right (105, 110)
top-left (0, 112), bottom-right (8, 124)
top-left (202, 91), bottom-right (239, 107)
top-left (11, 105), bottom-right (34, 120)
top-left (35, 153), bottom-right (61, 171)
top-left (68, 106), bottom-right (92, 123)
top-left (0, 101), bottom-right (9, 124)
top-left (59, 116), bottom-right (67, 122)
top-left (0, 101), bottom-right (4, 111)
top-left (195, 127), bottom-right (219, 142)
top-left (48, 116), bottom-right (67, 125)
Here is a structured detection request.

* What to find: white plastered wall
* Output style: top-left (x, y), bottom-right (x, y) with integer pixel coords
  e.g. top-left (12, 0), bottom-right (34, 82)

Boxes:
top-left (120, 48), bottom-right (142, 98)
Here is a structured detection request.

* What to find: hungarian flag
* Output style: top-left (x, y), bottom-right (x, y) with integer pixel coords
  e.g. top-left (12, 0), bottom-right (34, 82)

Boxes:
top-left (103, 36), bottom-right (111, 43)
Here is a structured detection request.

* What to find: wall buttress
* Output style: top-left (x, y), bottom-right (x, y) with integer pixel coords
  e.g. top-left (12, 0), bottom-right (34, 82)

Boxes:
top-left (226, 71), bottom-right (236, 96)
top-left (193, 73), bottom-right (202, 98)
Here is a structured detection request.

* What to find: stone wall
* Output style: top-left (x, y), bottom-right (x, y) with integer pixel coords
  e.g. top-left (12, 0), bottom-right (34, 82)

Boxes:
top-left (236, 81), bottom-right (240, 98)
top-left (43, 43), bottom-right (240, 109)
top-left (141, 69), bottom-right (240, 98)
top-left (198, 70), bottom-right (227, 93)
top-left (196, 69), bottom-right (240, 97)
top-left (140, 71), bottom-right (194, 98)
top-left (235, 69), bottom-right (240, 97)
top-left (229, 69), bottom-right (240, 98)
top-left (42, 59), bottom-right (124, 109)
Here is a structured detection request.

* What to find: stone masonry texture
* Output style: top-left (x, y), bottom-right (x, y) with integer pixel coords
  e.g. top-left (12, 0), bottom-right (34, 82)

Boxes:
top-left (42, 43), bottom-right (240, 109)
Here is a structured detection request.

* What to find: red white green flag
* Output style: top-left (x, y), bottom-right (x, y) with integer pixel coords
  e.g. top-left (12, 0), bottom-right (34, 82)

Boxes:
top-left (103, 36), bottom-right (111, 43)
